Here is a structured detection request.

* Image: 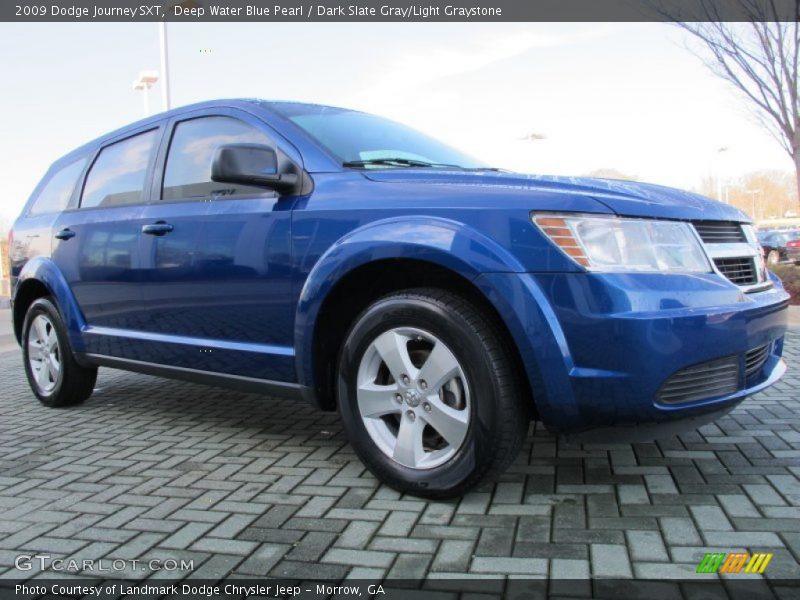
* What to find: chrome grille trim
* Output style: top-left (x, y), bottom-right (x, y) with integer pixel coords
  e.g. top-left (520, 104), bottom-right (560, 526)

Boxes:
top-left (691, 221), bottom-right (769, 291)
top-left (657, 356), bottom-right (739, 405)
top-left (714, 257), bottom-right (758, 285)
top-left (692, 221), bottom-right (746, 244)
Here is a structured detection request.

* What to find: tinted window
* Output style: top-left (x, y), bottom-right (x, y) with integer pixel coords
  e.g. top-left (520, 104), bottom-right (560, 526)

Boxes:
top-left (162, 116), bottom-right (274, 200)
top-left (81, 130), bottom-right (157, 209)
top-left (28, 158), bottom-right (86, 216)
top-left (269, 102), bottom-right (484, 169)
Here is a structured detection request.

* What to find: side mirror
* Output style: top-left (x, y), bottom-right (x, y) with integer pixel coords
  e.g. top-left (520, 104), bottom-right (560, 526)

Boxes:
top-left (211, 143), bottom-right (299, 194)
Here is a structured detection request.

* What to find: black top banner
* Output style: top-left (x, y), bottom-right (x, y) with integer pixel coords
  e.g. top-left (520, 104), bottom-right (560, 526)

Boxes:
top-left (4, 0), bottom-right (799, 22)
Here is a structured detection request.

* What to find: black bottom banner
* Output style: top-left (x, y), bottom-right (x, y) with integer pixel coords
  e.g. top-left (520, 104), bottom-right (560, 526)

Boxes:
top-left (1, 578), bottom-right (799, 600)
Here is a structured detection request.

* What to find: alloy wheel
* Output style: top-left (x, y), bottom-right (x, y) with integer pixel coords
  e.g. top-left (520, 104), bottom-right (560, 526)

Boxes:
top-left (27, 314), bottom-right (61, 393)
top-left (356, 327), bottom-right (470, 469)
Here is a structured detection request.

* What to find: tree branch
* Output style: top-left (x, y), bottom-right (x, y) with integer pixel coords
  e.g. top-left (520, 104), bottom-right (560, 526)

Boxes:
top-left (672, 5), bottom-right (799, 160)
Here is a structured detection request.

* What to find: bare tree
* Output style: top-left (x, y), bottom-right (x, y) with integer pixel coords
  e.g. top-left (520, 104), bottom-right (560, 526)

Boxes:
top-left (668, 1), bottom-right (799, 205)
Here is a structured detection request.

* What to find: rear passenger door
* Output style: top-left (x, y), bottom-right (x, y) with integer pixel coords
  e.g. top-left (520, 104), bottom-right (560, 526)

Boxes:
top-left (135, 109), bottom-right (297, 381)
top-left (12, 157), bottom-right (88, 287)
top-left (52, 126), bottom-right (161, 351)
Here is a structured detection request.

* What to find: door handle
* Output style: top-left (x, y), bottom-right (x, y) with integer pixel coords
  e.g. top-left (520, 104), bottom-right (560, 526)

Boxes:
top-left (54, 228), bottom-right (76, 240)
top-left (141, 222), bottom-right (174, 236)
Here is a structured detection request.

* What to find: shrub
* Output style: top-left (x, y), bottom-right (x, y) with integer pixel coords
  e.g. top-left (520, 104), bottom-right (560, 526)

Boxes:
top-left (770, 263), bottom-right (800, 305)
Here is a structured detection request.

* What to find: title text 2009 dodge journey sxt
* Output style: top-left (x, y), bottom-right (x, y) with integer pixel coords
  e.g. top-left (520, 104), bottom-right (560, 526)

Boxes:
top-left (9, 100), bottom-right (789, 497)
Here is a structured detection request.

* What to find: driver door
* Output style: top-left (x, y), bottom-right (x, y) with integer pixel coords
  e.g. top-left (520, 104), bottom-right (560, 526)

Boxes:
top-left (135, 109), bottom-right (298, 381)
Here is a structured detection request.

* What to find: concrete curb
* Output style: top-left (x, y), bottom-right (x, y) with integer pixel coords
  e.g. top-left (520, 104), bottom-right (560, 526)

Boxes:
top-left (788, 305), bottom-right (800, 328)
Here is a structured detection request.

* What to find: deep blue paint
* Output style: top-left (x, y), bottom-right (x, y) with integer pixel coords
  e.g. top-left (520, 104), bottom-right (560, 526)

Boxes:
top-left (9, 99), bottom-right (790, 435)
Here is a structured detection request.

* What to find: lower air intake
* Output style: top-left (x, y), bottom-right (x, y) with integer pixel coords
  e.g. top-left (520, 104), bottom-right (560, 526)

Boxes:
top-left (658, 355), bottom-right (740, 405)
top-left (745, 344), bottom-right (771, 379)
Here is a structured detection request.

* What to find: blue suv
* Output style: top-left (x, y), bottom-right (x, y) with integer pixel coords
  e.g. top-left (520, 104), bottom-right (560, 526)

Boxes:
top-left (9, 100), bottom-right (789, 497)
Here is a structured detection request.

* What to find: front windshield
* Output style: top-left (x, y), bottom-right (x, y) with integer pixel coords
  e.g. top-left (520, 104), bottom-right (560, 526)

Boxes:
top-left (269, 103), bottom-right (485, 169)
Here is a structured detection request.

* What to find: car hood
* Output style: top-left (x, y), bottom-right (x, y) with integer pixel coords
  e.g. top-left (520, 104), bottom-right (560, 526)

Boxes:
top-left (363, 170), bottom-right (751, 222)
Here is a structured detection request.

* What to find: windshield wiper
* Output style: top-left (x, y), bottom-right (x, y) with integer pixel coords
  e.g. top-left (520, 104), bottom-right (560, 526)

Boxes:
top-left (342, 158), bottom-right (464, 169)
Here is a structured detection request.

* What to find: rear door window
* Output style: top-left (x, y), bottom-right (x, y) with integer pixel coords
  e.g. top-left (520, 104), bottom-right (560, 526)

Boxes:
top-left (81, 129), bottom-right (158, 209)
top-left (28, 158), bottom-right (86, 216)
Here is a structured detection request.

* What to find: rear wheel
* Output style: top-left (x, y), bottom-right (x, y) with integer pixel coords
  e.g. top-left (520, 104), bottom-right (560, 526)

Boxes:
top-left (22, 298), bottom-right (97, 407)
top-left (337, 288), bottom-right (529, 498)
top-left (767, 250), bottom-right (780, 265)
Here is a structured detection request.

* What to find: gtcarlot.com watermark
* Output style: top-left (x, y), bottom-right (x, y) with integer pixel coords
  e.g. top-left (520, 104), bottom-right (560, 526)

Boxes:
top-left (15, 554), bottom-right (194, 573)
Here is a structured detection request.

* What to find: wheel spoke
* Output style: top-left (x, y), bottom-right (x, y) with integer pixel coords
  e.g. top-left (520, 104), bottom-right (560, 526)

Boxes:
top-left (47, 328), bottom-right (58, 352)
top-left (35, 360), bottom-right (50, 387)
top-left (417, 341), bottom-right (460, 392)
top-left (358, 382), bottom-right (400, 418)
top-left (33, 317), bottom-right (48, 345)
top-left (393, 412), bottom-right (425, 466)
top-left (373, 330), bottom-right (417, 382)
top-left (422, 397), bottom-right (469, 448)
top-left (27, 339), bottom-right (41, 356)
top-left (47, 354), bottom-right (60, 380)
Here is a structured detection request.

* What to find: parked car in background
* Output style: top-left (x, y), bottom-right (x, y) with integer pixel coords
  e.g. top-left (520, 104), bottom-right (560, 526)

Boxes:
top-left (7, 100), bottom-right (790, 498)
top-left (786, 238), bottom-right (800, 264)
top-left (758, 229), bottom-right (800, 264)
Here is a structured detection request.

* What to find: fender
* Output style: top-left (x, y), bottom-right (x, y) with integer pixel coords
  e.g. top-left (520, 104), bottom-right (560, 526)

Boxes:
top-left (474, 272), bottom-right (579, 431)
top-left (14, 257), bottom-right (87, 352)
top-left (293, 216), bottom-right (527, 393)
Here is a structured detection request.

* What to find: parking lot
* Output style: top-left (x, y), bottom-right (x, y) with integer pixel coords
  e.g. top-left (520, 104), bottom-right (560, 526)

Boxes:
top-left (0, 321), bottom-right (798, 586)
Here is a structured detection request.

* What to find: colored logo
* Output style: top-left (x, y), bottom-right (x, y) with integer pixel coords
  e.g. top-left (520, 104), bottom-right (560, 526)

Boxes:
top-left (696, 552), bottom-right (773, 574)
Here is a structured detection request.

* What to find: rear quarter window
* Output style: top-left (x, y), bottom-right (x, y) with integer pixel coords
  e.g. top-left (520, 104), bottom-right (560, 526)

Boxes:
top-left (27, 158), bottom-right (86, 216)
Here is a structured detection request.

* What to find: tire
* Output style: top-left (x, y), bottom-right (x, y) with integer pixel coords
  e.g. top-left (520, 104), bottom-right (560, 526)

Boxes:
top-left (337, 288), bottom-right (530, 498)
top-left (767, 250), bottom-right (780, 265)
top-left (21, 297), bottom-right (97, 407)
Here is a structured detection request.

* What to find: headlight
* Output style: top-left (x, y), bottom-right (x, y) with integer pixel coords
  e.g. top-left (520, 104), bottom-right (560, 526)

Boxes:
top-left (532, 214), bottom-right (712, 273)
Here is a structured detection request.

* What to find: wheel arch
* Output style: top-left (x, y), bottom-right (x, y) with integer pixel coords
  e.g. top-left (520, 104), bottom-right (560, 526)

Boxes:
top-left (12, 257), bottom-right (87, 351)
top-left (294, 217), bottom-right (533, 412)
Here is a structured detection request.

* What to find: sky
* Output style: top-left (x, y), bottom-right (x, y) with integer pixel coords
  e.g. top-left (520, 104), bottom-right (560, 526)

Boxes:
top-left (0, 21), bottom-right (793, 228)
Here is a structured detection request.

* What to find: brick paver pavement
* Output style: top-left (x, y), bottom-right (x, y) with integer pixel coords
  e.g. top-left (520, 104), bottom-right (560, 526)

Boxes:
top-left (0, 333), bottom-right (798, 582)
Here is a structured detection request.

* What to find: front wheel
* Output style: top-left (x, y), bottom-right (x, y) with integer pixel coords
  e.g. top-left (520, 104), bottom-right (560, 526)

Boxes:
top-left (767, 250), bottom-right (781, 265)
top-left (337, 288), bottom-right (529, 498)
top-left (22, 297), bottom-right (97, 407)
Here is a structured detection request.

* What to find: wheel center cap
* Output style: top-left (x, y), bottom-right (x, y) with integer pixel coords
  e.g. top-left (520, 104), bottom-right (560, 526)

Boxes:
top-left (404, 388), bottom-right (421, 407)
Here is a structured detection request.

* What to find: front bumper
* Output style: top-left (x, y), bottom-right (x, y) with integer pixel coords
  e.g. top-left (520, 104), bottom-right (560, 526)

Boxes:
top-left (476, 271), bottom-right (789, 435)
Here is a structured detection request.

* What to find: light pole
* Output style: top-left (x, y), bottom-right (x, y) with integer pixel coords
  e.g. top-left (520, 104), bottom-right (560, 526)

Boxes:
top-left (713, 146), bottom-right (729, 202)
top-left (745, 189), bottom-right (762, 222)
top-left (159, 22), bottom-right (171, 111)
top-left (133, 71), bottom-right (159, 117)
top-left (160, 0), bottom-right (205, 110)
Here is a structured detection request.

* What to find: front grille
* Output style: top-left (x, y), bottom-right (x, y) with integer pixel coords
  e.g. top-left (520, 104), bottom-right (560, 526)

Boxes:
top-left (693, 221), bottom-right (746, 243)
top-left (745, 344), bottom-right (771, 378)
top-left (658, 356), bottom-right (740, 405)
top-left (714, 257), bottom-right (758, 285)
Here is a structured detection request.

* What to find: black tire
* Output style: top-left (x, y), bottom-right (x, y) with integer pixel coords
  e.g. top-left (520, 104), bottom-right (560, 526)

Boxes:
top-left (337, 288), bottom-right (529, 499)
top-left (21, 297), bottom-right (97, 407)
